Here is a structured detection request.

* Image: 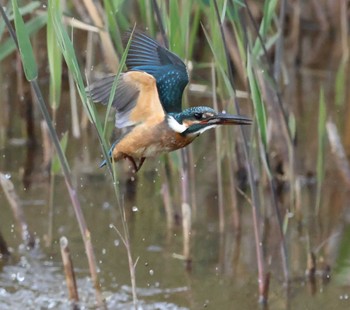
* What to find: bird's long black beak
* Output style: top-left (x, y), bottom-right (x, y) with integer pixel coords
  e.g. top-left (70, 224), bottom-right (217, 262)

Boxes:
top-left (209, 113), bottom-right (252, 125)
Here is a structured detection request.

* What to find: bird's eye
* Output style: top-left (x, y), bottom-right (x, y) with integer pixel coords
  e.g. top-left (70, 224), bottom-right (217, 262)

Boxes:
top-left (194, 113), bottom-right (202, 120)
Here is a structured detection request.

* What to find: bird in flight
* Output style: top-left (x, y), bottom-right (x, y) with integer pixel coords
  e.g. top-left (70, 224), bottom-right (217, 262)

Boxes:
top-left (87, 31), bottom-right (252, 172)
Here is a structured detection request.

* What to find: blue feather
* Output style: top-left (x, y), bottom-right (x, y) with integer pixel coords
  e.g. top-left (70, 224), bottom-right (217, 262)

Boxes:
top-left (125, 32), bottom-right (189, 113)
top-left (99, 139), bottom-right (120, 168)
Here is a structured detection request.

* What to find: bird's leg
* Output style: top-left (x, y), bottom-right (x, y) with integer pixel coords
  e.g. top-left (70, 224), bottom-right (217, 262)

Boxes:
top-left (125, 155), bottom-right (138, 172)
top-left (136, 157), bottom-right (146, 172)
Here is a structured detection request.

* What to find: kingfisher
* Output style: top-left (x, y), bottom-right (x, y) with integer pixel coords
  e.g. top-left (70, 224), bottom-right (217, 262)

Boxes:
top-left (87, 31), bottom-right (252, 172)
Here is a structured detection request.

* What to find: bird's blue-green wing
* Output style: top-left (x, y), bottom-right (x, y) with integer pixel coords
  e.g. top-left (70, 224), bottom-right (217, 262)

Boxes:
top-left (126, 32), bottom-right (189, 113)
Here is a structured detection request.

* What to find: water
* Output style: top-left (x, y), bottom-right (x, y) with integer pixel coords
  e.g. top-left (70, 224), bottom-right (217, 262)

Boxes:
top-left (1, 139), bottom-right (350, 309)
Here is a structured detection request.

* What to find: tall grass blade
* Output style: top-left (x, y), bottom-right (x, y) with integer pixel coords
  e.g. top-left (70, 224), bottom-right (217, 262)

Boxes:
top-left (103, 0), bottom-right (124, 55)
top-left (10, 0), bottom-right (38, 80)
top-left (316, 87), bottom-right (327, 213)
top-left (47, 3), bottom-right (62, 109)
top-left (247, 54), bottom-right (267, 149)
top-left (335, 59), bottom-right (347, 107)
top-left (51, 132), bottom-right (68, 174)
top-left (252, 0), bottom-right (278, 57)
top-left (103, 29), bottom-right (135, 136)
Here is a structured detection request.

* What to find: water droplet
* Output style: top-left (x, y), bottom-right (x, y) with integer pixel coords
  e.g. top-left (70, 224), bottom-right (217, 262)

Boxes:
top-left (149, 269), bottom-right (154, 276)
top-left (15, 271), bottom-right (26, 283)
top-left (114, 239), bottom-right (120, 247)
top-left (132, 206), bottom-right (138, 212)
top-left (0, 288), bottom-right (7, 296)
top-left (102, 202), bottom-right (110, 209)
top-left (109, 223), bottom-right (114, 229)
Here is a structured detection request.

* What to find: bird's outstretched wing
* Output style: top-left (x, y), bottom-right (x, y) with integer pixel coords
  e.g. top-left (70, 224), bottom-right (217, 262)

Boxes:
top-left (87, 71), bottom-right (165, 128)
top-left (125, 32), bottom-right (189, 113)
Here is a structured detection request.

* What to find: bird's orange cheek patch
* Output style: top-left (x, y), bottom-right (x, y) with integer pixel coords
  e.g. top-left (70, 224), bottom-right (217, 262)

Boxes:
top-left (182, 120), bottom-right (192, 128)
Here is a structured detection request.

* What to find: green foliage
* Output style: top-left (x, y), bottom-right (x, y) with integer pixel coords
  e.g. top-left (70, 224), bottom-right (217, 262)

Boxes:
top-left (247, 54), bottom-right (267, 149)
top-left (0, 14), bottom-right (47, 62)
top-left (47, 1), bottom-right (62, 109)
top-left (9, 0), bottom-right (40, 80)
top-left (253, 0), bottom-right (278, 57)
top-left (103, 0), bottom-right (125, 55)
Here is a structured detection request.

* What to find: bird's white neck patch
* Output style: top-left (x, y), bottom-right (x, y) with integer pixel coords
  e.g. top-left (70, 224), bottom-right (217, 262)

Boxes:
top-left (167, 116), bottom-right (187, 133)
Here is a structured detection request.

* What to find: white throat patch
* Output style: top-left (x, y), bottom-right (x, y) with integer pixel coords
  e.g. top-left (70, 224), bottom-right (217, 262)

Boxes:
top-left (167, 116), bottom-right (187, 133)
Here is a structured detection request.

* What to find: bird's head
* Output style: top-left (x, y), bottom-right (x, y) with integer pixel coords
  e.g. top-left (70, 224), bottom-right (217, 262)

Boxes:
top-left (167, 106), bottom-right (252, 136)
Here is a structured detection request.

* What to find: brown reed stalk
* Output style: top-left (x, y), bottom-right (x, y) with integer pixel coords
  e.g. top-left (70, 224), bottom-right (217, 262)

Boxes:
top-left (60, 237), bottom-right (79, 305)
top-left (0, 229), bottom-right (10, 259)
top-left (0, 172), bottom-right (35, 249)
top-left (161, 175), bottom-right (175, 230)
top-left (307, 251), bottom-right (317, 295)
top-left (211, 63), bottom-right (225, 234)
top-left (181, 149), bottom-right (192, 271)
top-left (326, 121), bottom-right (350, 187)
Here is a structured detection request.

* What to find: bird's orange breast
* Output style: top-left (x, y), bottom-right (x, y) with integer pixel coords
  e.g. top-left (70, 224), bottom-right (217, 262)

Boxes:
top-left (112, 118), bottom-right (195, 161)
